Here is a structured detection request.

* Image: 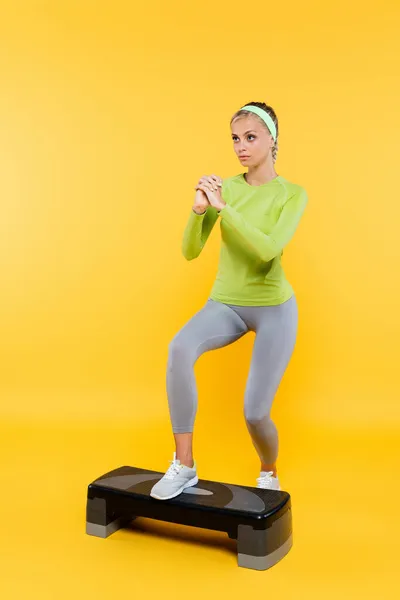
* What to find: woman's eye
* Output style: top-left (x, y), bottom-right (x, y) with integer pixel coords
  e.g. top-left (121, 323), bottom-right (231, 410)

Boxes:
top-left (232, 135), bottom-right (255, 142)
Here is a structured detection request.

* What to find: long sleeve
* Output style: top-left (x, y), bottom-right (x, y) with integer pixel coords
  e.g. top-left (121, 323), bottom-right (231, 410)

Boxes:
top-left (218, 188), bottom-right (308, 262)
top-left (181, 206), bottom-right (219, 260)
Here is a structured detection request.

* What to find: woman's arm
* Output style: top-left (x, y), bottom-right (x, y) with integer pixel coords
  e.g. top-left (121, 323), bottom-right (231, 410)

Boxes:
top-left (181, 206), bottom-right (219, 260)
top-left (218, 188), bottom-right (308, 262)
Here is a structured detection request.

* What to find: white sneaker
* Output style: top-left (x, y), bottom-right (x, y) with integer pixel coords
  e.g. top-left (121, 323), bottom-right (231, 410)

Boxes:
top-left (256, 470), bottom-right (281, 490)
top-left (150, 452), bottom-right (198, 500)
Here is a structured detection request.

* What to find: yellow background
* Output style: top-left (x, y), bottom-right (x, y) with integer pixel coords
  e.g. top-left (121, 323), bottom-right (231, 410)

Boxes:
top-left (1, 1), bottom-right (399, 598)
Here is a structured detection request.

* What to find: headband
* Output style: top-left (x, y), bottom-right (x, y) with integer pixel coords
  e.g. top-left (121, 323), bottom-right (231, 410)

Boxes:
top-left (239, 105), bottom-right (277, 141)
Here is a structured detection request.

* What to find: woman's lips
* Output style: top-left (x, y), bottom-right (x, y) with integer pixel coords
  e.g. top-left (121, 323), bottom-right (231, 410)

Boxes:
top-left (240, 156), bottom-right (249, 159)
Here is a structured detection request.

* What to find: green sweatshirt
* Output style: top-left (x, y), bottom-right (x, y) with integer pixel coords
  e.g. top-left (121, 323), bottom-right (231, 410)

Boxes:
top-left (182, 173), bottom-right (308, 306)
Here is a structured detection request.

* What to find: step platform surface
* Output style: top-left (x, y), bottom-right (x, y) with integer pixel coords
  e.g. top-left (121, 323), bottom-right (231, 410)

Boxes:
top-left (86, 465), bottom-right (293, 571)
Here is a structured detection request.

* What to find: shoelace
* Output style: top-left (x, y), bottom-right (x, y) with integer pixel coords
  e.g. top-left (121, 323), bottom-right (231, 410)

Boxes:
top-left (164, 452), bottom-right (183, 480)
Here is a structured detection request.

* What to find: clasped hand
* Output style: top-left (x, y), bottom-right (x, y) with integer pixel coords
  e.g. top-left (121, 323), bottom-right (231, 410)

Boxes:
top-left (195, 174), bottom-right (226, 211)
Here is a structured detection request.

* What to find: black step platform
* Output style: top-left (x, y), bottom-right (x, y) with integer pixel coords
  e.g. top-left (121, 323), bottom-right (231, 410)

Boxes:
top-left (86, 465), bottom-right (293, 571)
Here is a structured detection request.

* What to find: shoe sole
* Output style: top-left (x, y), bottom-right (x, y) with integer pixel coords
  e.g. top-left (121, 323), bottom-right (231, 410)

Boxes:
top-left (150, 475), bottom-right (199, 501)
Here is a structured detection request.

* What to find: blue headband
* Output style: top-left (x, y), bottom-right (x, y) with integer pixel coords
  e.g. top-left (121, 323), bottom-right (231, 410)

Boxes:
top-left (239, 105), bottom-right (277, 142)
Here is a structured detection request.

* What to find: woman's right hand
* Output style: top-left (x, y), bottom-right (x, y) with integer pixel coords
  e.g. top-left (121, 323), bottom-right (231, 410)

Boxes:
top-left (192, 174), bottom-right (223, 215)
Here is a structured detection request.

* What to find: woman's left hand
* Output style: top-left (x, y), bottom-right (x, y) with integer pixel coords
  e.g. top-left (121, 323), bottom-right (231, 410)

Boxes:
top-left (195, 174), bottom-right (226, 211)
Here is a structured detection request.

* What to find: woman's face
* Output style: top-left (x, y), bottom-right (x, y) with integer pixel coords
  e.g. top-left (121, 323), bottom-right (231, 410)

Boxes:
top-left (231, 115), bottom-right (274, 167)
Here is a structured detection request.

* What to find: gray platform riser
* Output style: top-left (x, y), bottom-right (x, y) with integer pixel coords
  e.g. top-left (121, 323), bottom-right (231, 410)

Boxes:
top-left (237, 509), bottom-right (292, 556)
top-left (238, 534), bottom-right (293, 570)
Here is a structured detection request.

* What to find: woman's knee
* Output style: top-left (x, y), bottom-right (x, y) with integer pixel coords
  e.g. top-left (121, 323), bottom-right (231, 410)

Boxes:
top-left (243, 387), bottom-right (275, 426)
top-left (244, 409), bottom-right (275, 432)
top-left (168, 334), bottom-right (194, 365)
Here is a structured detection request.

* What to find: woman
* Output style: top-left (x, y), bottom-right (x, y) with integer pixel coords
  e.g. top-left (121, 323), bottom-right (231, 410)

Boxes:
top-left (150, 101), bottom-right (308, 501)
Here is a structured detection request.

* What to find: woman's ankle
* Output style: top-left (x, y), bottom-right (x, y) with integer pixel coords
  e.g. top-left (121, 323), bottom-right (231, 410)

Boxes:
top-left (174, 432), bottom-right (194, 468)
top-left (261, 463), bottom-right (277, 477)
top-left (177, 455), bottom-right (194, 468)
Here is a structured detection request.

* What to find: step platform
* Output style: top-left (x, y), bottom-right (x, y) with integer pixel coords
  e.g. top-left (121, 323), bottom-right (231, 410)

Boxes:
top-left (86, 465), bottom-right (293, 571)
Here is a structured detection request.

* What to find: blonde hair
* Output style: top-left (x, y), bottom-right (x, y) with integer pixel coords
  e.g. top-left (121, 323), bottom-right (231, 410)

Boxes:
top-left (230, 101), bottom-right (279, 163)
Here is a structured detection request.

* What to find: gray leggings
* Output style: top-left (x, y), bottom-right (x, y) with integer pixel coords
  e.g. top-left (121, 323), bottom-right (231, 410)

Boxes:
top-left (166, 295), bottom-right (298, 465)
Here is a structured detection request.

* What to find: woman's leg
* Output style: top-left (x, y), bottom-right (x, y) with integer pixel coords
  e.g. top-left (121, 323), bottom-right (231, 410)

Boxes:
top-left (241, 296), bottom-right (298, 475)
top-left (167, 299), bottom-right (249, 466)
